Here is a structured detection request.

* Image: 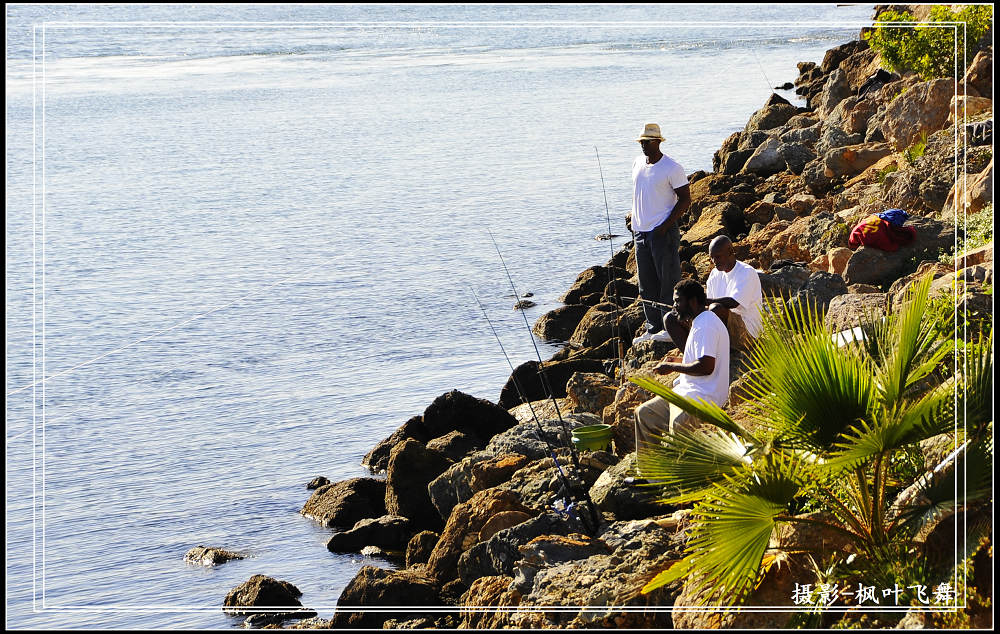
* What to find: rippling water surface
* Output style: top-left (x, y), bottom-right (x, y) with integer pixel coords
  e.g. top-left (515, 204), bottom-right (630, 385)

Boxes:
top-left (6, 4), bottom-right (875, 628)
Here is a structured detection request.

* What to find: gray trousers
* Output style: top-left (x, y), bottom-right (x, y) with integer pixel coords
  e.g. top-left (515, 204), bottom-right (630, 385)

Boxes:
top-left (635, 223), bottom-right (682, 333)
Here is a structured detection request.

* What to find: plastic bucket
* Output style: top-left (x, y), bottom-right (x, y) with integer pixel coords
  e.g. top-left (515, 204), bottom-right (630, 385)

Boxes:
top-left (571, 424), bottom-right (613, 452)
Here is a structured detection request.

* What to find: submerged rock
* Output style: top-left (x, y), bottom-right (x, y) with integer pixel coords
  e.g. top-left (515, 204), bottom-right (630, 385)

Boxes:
top-left (305, 476), bottom-right (329, 490)
top-left (184, 546), bottom-right (245, 567)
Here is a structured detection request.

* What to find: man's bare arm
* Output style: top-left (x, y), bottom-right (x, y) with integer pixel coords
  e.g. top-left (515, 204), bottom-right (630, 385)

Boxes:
top-left (654, 354), bottom-right (715, 376)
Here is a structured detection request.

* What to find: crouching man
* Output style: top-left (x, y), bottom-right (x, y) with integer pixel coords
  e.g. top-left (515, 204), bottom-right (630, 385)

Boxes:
top-left (634, 278), bottom-right (730, 472)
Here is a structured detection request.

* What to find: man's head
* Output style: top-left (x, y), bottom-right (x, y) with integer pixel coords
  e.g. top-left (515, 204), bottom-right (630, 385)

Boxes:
top-left (709, 235), bottom-right (737, 273)
top-left (636, 123), bottom-right (664, 158)
top-left (672, 278), bottom-right (708, 320)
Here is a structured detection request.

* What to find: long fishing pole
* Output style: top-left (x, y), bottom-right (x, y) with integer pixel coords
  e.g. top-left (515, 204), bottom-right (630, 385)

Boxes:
top-left (486, 230), bottom-right (601, 533)
top-left (470, 288), bottom-right (595, 534)
top-left (595, 147), bottom-right (625, 385)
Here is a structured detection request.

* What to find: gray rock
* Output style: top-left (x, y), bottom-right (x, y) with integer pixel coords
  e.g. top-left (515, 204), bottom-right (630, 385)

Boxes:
top-left (589, 453), bottom-right (668, 520)
top-left (815, 124), bottom-right (865, 157)
top-left (427, 451), bottom-right (493, 521)
top-left (559, 265), bottom-right (628, 304)
top-left (824, 292), bottom-right (887, 332)
top-left (759, 264), bottom-right (810, 298)
top-left (777, 142), bottom-right (815, 175)
top-left (780, 122), bottom-right (821, 147)
top-left (816, 69), bottom-right (852, 118)
top-left (495, 447), bottom-right (615, 513)
top-left (789, 271), bottom-right (849, 314)
top-left (326, 515), bottom-right (413, 553)
top-left (745, 103), bottom-right (799, 133)
top-left (720, 148), bottom-right (754, 175)
top-left (737, 130), bottom-right (771, 152)
top-left (801, 157), bottom-right (834, 196)
top-left (498, 358), bottom-right (609, 410)
top-left (184, 546), bottom-right (245, 566)
top-left (742, 137), bottom-right (786, 177)
top-left (843, 217), bottom-right (956, 287)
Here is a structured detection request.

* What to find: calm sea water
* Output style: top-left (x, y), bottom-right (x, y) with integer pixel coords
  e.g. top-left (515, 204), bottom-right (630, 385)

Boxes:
top-left (6, 4), bottom-right (875, 629)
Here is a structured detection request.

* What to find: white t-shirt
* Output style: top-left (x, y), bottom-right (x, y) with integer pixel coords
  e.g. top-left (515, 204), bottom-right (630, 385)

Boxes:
top-left (706, 260), bottom-right (764, 338)
top-left (673, 309), bottom-right (730, 407)
top-left (631, 154), bottom-right (688, 232)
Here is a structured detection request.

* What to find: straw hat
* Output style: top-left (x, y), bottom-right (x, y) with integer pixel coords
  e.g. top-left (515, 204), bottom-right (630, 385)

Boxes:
top-left (636, 123), bottom-right (664, 142)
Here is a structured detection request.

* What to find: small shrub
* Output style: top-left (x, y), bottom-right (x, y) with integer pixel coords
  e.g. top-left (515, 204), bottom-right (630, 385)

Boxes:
top-left (876, 163), bottom-right (899, 184)
top-left (902, 133), bottom-right (928, 164)
top-left (865, 6), bottom-right (993, 80)
top-left (960, 202), bottom-right (993, 253)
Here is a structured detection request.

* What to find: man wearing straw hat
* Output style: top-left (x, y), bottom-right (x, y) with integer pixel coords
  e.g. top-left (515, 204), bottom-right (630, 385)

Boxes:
top-left (630, 122), bottom-right (691, 346)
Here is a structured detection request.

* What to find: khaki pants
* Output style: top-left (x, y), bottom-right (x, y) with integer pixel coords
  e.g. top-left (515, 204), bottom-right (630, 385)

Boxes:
top-left (634, 396), bottom-right (702, 475)
top-left (726, 311), bottom-right (751, 351)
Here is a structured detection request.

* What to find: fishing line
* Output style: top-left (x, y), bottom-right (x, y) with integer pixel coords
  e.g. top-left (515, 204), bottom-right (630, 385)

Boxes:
top-left (595, 146), bottom-right (626, 384)
top-left (485, 229), bottom-right (600, 535)
top-left (744, 37), bottom-right (778, 94)
top-left (470, 287), bottom-right (588, 528)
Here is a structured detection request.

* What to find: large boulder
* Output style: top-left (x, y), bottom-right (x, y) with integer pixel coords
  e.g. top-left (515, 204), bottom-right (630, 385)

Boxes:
top-left (361, 415), bottom-right (429, 474)
top-left (484, 413), bottom-right (591, 462)
top-left (589, 453), bottom-right (666, 520)
top-left (498, 358), bottom-right (610, 410)
top-left (422, 390), bottom-right (519, 443)
top-left (405, 531), bottom-right (440, 568)
top-left (532, 304), bottom-right (590, 341)
top-left (471, 453), bottom-right (532, 491)
top-left (742, 137), bottom-right (787, 177)
top-left (815, 68), bottom-right (852, 118)
top-left (823, 142), bottom-right (893, 178)
top-left (501, 520), bottom-right (684, 629)
top-left (426, 430), bottom-right (483, 462)
top-left (758, 263), bottom-right (811, 298)
top-left (776, 142), bottom-right (815, 175)
top-left (427, 451), bottom-right (493, 521)
top-left (559, 265), bottom-right (628, 304)
top-left (223, 575), bottom-right (303, 616)
top-left (879, 79), bottom-right (954, 151)
top-left (457, 576), bottom-right (523, 629)
top-left (426, 488), bottom-right (536, 582)
top-left (326, 515), bottom-right (413, 553)
top-left (331, 566), bottom-right (444, 629)
top-left (300, 477), bottom-right (387, 529)
top-left (758, 213), bottom-right (850, 270)
top-left (385, 439), bottom-right (453, 530)
top-left (681, 202), bottom-right (746, 253)
top-left (789, 271), bottom-right (849, 314)
top-left (843, 217), bottom-right (956, 287)
top-left (824, 292), bottom-right (888, 333)
top-left (822, 39), bottom-right (868, 74)
top-left (565, 372), bottom-right (617, 415)
top-left (745, 103), bottom-right (799, 133)
top-left (943, 158), bottom-right (993, 217)
top-left (569, 302), bottom-right (644, 349)
top-left (494, 448), bottom-right (615, 513)
top-left (963, 47), bottom-right (992, 98)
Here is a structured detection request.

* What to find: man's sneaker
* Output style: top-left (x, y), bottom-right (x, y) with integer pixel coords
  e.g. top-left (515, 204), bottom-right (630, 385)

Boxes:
top-left (650, 330), bottom-right (673, 343)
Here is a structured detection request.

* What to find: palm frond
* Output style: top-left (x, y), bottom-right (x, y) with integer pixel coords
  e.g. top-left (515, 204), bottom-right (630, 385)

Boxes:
top-left (961, 326), bottom-right (994, 434)
top-left (739, 297), bottom-right (876, 451)
top-left (636, 425), bottom-right (754, 504)
top-left (643, 453), bottom-right (803, 604)
top-left (875, 274), bottom-right (936, 406)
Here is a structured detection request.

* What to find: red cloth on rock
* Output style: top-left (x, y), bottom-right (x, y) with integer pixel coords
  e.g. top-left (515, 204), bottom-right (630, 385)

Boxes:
top-left (848, 214), bottom-right (917, 252)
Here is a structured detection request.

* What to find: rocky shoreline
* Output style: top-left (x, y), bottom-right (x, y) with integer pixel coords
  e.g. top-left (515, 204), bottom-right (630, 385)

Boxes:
top-left (218, 10), bottom-right (993, 630)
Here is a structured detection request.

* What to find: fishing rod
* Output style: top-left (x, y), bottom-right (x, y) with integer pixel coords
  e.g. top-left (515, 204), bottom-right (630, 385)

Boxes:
top-left (486, 230), bottom-right (601, 534)
top-left (470, 288), bottom-right (596, 535)
top-left (595, 147), bottom-right (625, 385)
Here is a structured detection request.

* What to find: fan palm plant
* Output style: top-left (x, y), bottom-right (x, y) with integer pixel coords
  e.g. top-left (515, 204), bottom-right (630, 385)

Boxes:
top-left (631, 274), bottom-right (993, 606)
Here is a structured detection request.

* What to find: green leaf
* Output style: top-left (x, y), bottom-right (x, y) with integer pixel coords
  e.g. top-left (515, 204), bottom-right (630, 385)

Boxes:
top-left (635, 424), bottom-right (754, 504)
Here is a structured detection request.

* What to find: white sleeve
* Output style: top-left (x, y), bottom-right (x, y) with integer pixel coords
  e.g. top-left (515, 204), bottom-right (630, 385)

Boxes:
top-left (670, 161), bottom-right (688, 189)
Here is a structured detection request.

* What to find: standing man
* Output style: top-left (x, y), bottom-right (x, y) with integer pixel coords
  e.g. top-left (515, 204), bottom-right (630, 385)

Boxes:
top-left (630, 123), bottom-right (691, 345)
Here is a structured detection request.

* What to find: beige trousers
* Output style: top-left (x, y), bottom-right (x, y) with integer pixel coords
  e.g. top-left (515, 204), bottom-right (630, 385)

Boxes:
top-left (634, 396), bottom-right (700, 474)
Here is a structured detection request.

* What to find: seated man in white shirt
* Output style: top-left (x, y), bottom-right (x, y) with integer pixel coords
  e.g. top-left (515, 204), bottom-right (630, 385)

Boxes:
top-left (634, 278), bottom-right (730, 472)
top-left (662, 235), bottom-right (763, 351)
